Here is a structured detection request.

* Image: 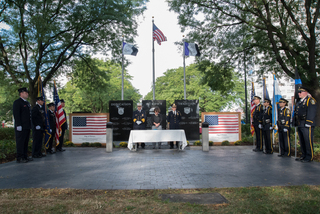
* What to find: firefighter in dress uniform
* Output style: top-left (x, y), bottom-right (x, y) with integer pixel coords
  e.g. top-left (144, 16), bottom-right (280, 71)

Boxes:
top-left (262, 98), bottom-right (273, 154)
top-left (167, 104), bottom-right (181, 149)
top-left (47, 102), bottom-right (56, 154)
top-left (133, 103), bottom-right (146, 149)
top-left (31, 96), bottom-right (46, 158)
top-left (277, 98), bottom-right (291, 157)
top-left (294, 86), bottom-right (317, 163)
top-left (252, 96), bottom-right (264, 152)
top-left (13, 87), bottom-right (33, 163)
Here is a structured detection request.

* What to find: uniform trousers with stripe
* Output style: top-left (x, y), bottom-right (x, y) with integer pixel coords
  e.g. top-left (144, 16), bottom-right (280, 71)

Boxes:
top-left (254, 125), bottom-right (263, 151)
top-left (298, 126), bottom-right (314, 161)
top-left (279, 130), bottom-right (291, 156)
top-left (263, 129), bottom-right (273, 153)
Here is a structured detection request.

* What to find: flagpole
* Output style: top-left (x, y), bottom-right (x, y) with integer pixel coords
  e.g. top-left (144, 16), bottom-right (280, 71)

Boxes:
top-left (294, 62), bottom-right (297, 158)
top-left (272, 71), bottom-right (275, 153)
top-left (121, 35), bottom-right (124, 100)
top-left (183, 36), bottom-right (186, 100)
top-left (152, 17), bottom-right (155, 100)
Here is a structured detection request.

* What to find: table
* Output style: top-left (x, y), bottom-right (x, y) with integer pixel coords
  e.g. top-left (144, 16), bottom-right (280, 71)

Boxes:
top-left (127, 130), bottom-right (188, 151)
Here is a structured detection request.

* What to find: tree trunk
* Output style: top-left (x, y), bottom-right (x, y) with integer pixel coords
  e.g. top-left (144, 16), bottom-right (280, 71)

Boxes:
top-left (311, 86), bottom-right (320, 127)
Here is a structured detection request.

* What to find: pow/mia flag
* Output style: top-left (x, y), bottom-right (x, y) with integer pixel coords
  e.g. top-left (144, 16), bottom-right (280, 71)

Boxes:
top-left (122, 42), bottom-right (138, 56)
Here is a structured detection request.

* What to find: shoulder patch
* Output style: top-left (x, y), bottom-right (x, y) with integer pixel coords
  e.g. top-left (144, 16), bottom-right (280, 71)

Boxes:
top-left (311, 99), bottom-right (316, 105)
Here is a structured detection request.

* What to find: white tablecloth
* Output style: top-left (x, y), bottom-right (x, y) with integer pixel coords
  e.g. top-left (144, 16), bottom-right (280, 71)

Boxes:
top-left (127, 130), bottom-right (188, 151)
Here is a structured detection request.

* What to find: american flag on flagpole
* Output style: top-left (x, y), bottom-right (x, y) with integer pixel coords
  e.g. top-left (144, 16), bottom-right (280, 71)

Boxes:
top-left (72, 116), bottom-right (107, 135)
top-left (205, 114), bottom-right (239, 134)
top-left (250, 82), bottom-right (256, 136)
top-left (153, 23), bottom-right (167, 45)
top-left (54, 82), bottom-right (66, 146)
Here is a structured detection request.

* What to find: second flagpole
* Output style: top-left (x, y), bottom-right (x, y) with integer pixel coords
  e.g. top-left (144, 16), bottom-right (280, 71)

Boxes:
top-left (152, 17), bottom-right (155, 100)
top-left (183, 36), bottom-right (186, 100)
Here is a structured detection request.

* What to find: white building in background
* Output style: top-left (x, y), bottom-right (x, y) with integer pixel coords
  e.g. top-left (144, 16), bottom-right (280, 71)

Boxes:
top-left (249, 72), bottom-right (295, 109)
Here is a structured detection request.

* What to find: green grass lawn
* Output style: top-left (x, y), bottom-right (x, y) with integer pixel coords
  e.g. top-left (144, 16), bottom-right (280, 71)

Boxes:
top-left (1, 185), bottom-right (320, 213)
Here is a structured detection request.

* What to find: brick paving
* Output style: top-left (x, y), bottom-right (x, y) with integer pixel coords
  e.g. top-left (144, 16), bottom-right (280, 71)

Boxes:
top-left (1, 146), bottom-right (320, 190)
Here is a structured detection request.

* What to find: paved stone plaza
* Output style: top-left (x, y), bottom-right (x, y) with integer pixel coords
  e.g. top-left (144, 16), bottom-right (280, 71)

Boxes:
top-left (1, 146), bottom-right (320, 190)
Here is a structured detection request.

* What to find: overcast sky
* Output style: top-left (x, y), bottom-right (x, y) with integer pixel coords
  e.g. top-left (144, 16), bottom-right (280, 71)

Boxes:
top-left (125, 0), bottom-right (196, 98)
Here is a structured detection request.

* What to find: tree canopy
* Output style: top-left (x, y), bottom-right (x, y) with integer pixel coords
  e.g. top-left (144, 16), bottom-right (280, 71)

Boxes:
top-left (168, 0), bottom-right (320, 124)
top-left (144, 64), bottom-right (245, 113)
top-left (0, 0), bottom-right (147, 105)
top-left (59, 58), bottom-right (141, 114)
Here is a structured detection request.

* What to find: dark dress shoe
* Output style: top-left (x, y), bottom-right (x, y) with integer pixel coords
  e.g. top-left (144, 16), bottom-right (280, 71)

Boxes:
top-left (16, 158), bottom-right (28, 163)
top-left (170, 147), bottom-right (173, 149)
top-left (41, 153), bottom-right (46, 157)
top-left (301, 159), bottom-right (312, 163)
top-left (278, 154), bottom-right (283, 157)
top-left (32, 155), bottom-right (42, 158)
top-left (61, 149), bottom-right (65, 151)
top-left (27, 157), bottom-right (33, 161)
top-left (295, 157), bottom-right (304, 161)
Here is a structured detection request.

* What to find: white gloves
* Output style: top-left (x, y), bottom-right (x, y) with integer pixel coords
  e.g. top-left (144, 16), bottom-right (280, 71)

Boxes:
top-left (50, 129), bottom-right (52, 133)
top-left (269, 127), bottom-right (273, 130)
top-left (283, 128), bottom-right (288, 132)
top-left (259, 124), bottom-right (263, 129)
top-left (136, 121), bottom-right (142, 125)
top-left (305, 124), bottom-right (311, 128)
top-left (16, 126), bottom-right (22, 131)
top-left (36, 125), bottom-right (41, 130)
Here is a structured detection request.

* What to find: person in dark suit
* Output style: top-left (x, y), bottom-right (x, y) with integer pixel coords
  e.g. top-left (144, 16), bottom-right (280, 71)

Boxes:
top-left (13, 87), bottom-right (33, 163)
top-left (277, 98), bottom-right (291, 157)
top-left (294, 86), bottom-right (317, 162)
top-left (167, 103), bottom-right (181, 149)
top-left (57, 99), bottom-right (67, 152)
top-left (47, 102), bottom-right (56, 154)
top-left (262, 99), bottom-right (273, 154)
top-left (133, 102), bottom-right (146, 149)
top-left (31, 96), bottom-right (45, 158)
top-left (252, 96), bottom-right (264, 152)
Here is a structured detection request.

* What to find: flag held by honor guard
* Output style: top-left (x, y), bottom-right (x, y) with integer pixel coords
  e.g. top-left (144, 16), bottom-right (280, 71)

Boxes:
top-left (184, 42), bottom-right (201, 56)
top-left (122, 42), bottom-right (138, 56)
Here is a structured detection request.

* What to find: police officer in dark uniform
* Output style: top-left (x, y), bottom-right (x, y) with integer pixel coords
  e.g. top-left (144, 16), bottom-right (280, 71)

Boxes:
top-left (277, 98), bottom-right (291, 157)
top-left (294, 86), bottom-right (317, 162)
top-left (167, 103), bottom-right (181, 149)
top-left (13, 87), bottom-right (33, 163)
top-left (31, 96), bottom-right (45, 158)
top-left (133, 102), bottom-right (146, 149)
top-left (57, 99), bottom-right (67, 152)
top-left (262, 98), bottom-right (273, 154)
top-left (47, 102), bottom-right (56, 154)
top-left (252, 96), bottom-right (264, 152)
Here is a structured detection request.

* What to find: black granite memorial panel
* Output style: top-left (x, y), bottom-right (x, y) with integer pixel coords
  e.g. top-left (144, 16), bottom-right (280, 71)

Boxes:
top-left (175, 100), bottom-right (200, 140)
top-left (109, 100), bottom-right (133, 141)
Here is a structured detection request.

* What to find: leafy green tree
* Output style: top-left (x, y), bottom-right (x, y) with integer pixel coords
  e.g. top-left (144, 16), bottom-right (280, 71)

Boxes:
top-left (59, 58), bottom-right (141, 113)
top-left (144, 64), bottom-right (245, 113)
top-left (168, 0), bottom-right (320, 124)
top-left (0, 0), bottom-right (147, 106)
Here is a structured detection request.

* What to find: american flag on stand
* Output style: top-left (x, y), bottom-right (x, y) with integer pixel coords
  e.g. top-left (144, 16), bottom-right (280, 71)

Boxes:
top-left (250, 82), bottom-right (256, 136)
top-left (72, 116), bottom-right (107, 135)
top-left (54, 82), bottom-right (66, 146)
top-left (205, 114), bottom-right (239, 134)
top-left (153, 23), bottom-right (167, 45)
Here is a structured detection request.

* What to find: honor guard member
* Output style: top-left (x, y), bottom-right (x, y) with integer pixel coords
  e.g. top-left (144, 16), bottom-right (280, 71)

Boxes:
top-left (277, 98), bottom-right (291, 157)
top-left (167, 103), bottom-right (181, 149)
top-left (31, 96), bottom-right (46, 158)
top-left (262, 99), bottom-right (273, 154)
top-left (13, 87), bottom-right (33, 163)
top-left (47, 103), bottom-right (56, 154)
top-left (294, 86), bottom-right (317, 162)
top-left (57, 99), bottom-right (67, 152)
top-left (252, 96), bottom-right (264, 152)
top-left (133, 102), bottom-right (146, 149)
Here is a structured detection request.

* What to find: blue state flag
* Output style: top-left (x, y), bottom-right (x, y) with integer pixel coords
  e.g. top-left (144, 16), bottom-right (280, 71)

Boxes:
top-left (273, 74), bottom-right (282, 132)
top-left (184, 42), bottom-right (201, 56)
